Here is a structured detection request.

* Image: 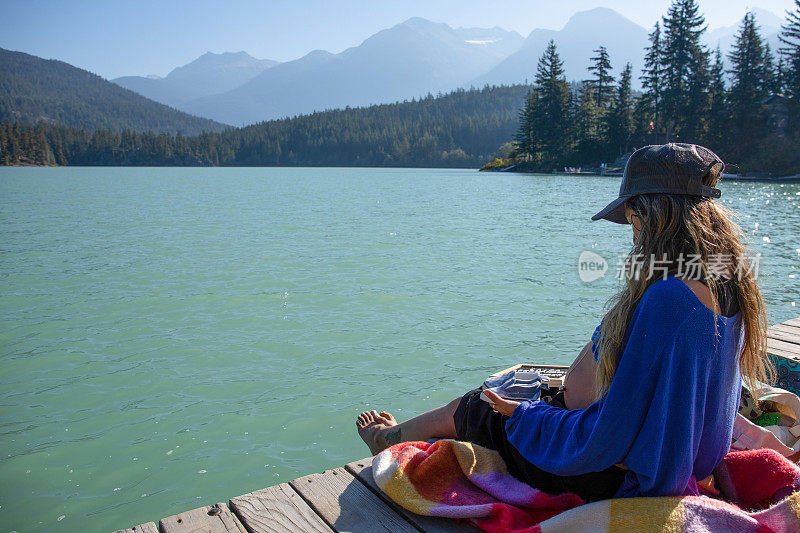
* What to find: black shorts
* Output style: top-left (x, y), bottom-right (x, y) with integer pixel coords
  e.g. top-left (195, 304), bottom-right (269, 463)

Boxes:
top-left (453, 387), bottom-right (626, 502)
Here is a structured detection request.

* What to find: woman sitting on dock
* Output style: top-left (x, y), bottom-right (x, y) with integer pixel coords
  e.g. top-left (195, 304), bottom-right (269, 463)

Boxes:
top-left (356, 143), bottom-right (772, 501)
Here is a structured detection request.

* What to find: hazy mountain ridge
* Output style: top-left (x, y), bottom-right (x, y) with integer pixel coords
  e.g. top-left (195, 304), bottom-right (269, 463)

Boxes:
top-left (703, 8), bottom-right (783, 57)
top-left (0, 48), bottom-right (228, 134)
top-left (472, 8), bottom-right (650, 88)
top-left (159, 9), bottom-right (655, 124)
top-left (7, 7), bottom-right (788, 131)
top-left (175, 8), bottom-right (788, 126)
top-left (177, 18), bottom-right (523, 125)
top-left (113, 51), bottom-right (278, 106)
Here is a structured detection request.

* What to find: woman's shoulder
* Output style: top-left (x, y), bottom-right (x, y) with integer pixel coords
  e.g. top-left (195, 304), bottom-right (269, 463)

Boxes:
top-left (592, 278), bottom-right (695, 340)
top-left (639, 276), bottom-right (695, 307)
top-left (640, 276), bottom-right (727, 317)
top-left (636, 276), bottom-right (738, 341)
top-left (631, 277), bottom-right (712, 330)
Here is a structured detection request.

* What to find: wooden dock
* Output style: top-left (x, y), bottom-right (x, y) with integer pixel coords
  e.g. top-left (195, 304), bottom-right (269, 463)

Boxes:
top-left (116, 316), bottom-right (800, 533)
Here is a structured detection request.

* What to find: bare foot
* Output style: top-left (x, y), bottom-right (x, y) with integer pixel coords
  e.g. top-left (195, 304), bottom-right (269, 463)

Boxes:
top-left (356, 410), bottom-right (399, 455)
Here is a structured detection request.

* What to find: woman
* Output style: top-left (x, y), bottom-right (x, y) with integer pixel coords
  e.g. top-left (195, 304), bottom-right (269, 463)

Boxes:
top-left (356, 143), bottom-right (772, 501)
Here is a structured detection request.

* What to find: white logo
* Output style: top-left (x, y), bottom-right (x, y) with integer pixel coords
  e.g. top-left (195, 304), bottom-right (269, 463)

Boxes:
top-left (578, 251), bottom-right (608, 283)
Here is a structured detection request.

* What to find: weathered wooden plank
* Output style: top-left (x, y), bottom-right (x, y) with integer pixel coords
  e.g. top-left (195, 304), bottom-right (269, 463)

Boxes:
top-left (772, 321), bottom-right (800, 333)
top-left (159, 502), bottom-right (246, 533)
top-left (289, 467), bottom-right (419, 533)
top-left (768, 337), bottom-right (800, 357)
top-left (783, 318), bottom-right (800, 328)
top-left (115, 318), bottom-right (800, 533)
top-left (345, 458), bottom-right (479, 533)
top-left (768, 346), bottom-right (800, 362)
top-left (113, 523), bottom-right (158, 533)
top-left (229, 483), bottom-right (333, 533)
top-left (771, 322), bottom-right (800, 334)
top-left (768, 326), bottom-right (800, 346)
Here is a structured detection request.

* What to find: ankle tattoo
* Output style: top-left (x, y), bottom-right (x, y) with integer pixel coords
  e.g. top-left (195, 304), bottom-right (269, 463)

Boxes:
top-left (385, 427), bottom-right (402, 446)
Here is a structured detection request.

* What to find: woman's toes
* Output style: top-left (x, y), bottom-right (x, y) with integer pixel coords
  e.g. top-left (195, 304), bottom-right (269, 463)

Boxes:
top-left (357, 411), bottom-right (374, 427)
top-left (376, 411), bottom-right (396, 426)
top-left (356, 410), bottom-right (390, 455)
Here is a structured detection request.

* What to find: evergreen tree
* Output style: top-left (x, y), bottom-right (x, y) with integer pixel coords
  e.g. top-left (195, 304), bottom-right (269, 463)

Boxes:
top-left (683, 46), bottom-right (712, 142)
top-left (763, 43), bottom-right (779, 94)
top-left (779, 0), bottom-right (800, 132)
top-left (2, 84), bottom-right (534, 169)
top-left (728, 11), bottom-right (772, 149)
top-left (641, 22), bottom-right (664, 143)
top-left (514, 90), bottom-right (541, 163)
top-left (780, 0), bottom-right (800, 96)
top-left (586, 46), bottom-right (615, 110)
top-left (706, 48), bottom-right (729, 149)
top-left (606, 64), bottom-right (635, 156)
top-left (630, 95), bottom-right (656, 147)
top-left (55, 142), bottom-right (68, 166)
top-left (532, 41), bottom-right (572, 169)
top-left (660, 0), bottom-right (709, 140)
top-left (573, 82), bottom-right (602, 164)
top-left (776, 56), bottom-right (787, 94)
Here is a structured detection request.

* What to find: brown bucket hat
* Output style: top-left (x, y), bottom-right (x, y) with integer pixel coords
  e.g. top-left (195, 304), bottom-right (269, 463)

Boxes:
top-left (592, 143), bottom-right (724, 224)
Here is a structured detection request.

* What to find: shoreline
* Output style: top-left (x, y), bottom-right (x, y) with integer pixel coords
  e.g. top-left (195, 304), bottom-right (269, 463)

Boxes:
top-left (481, 166), bottom-right (800, 183)
top-left (3, 163), bottom-right (799, 182)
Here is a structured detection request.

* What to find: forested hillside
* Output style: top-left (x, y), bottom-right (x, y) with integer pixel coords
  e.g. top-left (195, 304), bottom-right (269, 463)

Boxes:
top-left (0, 85), bottom-right (529, 167)
top-left (0, 48), bottom-right (228, 135)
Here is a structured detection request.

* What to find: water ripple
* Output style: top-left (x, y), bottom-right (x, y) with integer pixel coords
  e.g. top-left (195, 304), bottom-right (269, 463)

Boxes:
top-left (0, 167), bottom-right (797, 532)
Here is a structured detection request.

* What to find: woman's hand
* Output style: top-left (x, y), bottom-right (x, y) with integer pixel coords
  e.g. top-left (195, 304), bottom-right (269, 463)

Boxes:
top-left (482, 389), bottom-right (521, 417)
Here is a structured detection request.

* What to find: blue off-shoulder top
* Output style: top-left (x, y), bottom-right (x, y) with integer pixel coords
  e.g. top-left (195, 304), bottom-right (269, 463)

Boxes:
top-left (506, 276), bottom-right (743, 497)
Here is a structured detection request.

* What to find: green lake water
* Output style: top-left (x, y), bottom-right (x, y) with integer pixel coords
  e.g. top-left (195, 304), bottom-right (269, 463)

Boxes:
top-left (0, 167), bottom-right (798, 532)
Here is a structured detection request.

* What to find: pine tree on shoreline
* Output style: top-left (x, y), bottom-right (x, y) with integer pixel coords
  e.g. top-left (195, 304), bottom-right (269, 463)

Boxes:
top-left (606, 64), bottom-right (635, 157)
top-left (640, 22), bottom-right (664, 144)
top-left (660, 0), bottom-right (709, 141)
top-left (573, 82), bottom-right (602, 164)
top-left (779, 0), bottom-right (800, 129)
top-left (706, 48), bottom-right (728, 149)
top-left (728, 11), bottom-right (772, 156)
top-left (586, 46), bottom-right (616, 111)
top-left (512, 41), bottom-right (572, 169)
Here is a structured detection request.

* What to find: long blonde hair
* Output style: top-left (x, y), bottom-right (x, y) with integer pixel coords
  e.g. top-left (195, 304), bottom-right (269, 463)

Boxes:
top-left (594, 176), bottom-right (772, 400)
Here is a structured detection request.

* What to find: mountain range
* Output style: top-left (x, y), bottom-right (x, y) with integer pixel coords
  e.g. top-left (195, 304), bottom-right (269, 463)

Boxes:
top-left (109, 7), bottom-right (783, 127)
top-left (2, 7), bottom-right (786, 132)
top-left (177, 18), bottom-right (524, 126)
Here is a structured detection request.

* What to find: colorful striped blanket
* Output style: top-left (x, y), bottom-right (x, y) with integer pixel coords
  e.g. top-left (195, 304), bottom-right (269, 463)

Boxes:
top-left (372, 439), bottom-right (800, 532)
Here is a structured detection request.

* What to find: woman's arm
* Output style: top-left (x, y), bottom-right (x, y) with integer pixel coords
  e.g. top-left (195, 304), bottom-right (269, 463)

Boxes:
top-left (486, 339), bottom-right (598, 414)
top-left (505, 280), bottom-right (702, 495)
top-left (561, 277), bottom-right (713, 411)
top-left (563, 341), bottom-right (597, 410)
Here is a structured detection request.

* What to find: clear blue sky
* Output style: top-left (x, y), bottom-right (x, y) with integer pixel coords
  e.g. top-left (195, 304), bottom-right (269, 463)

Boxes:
top-left (1, 0), bottom-right (795, 79)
